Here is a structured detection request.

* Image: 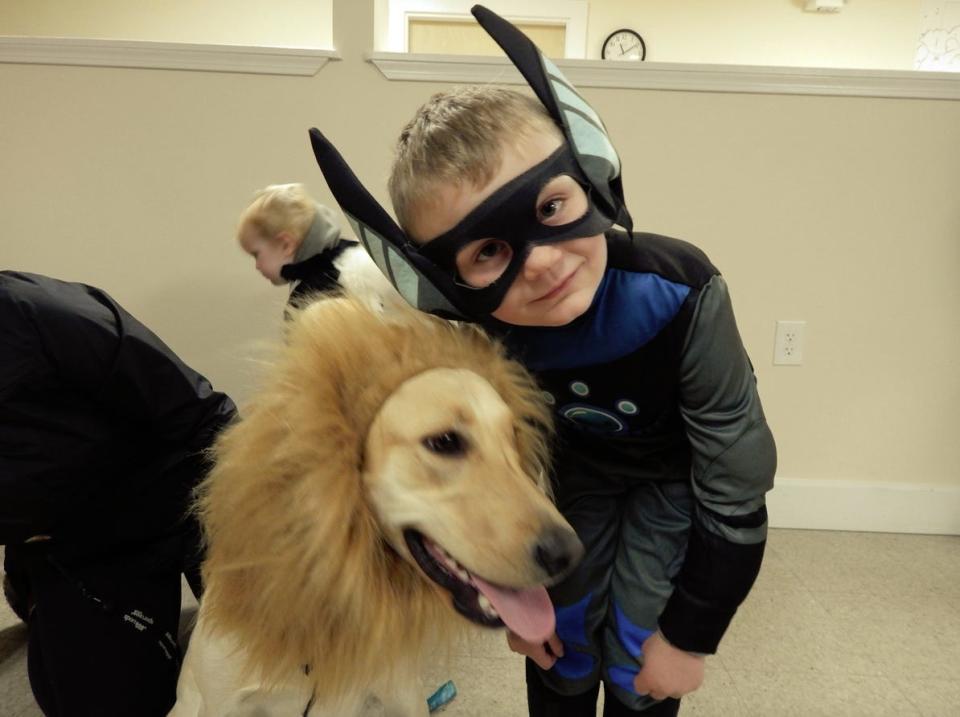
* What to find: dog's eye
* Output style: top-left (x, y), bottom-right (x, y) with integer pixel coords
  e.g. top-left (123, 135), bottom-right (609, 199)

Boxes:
top-left (422, 431), bottom-right (467, 456)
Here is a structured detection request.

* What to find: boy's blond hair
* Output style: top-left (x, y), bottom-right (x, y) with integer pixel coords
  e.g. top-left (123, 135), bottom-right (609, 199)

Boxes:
top-left (388, 87), bottom-right (561, 233)
top-left (237, 183), bottom-right (316, 245)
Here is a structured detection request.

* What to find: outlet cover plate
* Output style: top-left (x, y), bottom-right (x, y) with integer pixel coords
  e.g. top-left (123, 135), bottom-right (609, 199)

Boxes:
top-left (774, 320), bottom-right (805, 365)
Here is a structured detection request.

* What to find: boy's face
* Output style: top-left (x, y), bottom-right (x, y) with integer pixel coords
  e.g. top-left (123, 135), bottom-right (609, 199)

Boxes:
top-left (410, 133), bottom-right (607, 327)
top-left (239, 230), bottom-right (295, 286)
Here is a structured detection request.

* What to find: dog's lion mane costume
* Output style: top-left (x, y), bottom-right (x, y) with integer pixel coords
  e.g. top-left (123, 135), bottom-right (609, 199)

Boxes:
top-left (197, 297), bottom-right (553, 701)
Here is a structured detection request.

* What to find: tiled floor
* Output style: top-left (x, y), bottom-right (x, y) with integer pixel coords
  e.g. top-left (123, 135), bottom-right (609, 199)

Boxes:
top-left (2, 529), bottom-right (959, 716)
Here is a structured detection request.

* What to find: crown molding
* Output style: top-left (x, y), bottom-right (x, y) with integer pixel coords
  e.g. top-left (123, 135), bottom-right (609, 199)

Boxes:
top-left (0, 36), bottom-right (339, 76)
top-left (368, 51), bottom-right (960, 101)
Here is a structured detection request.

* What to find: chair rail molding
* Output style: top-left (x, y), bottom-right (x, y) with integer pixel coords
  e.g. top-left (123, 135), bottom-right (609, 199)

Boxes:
top-left (0, 36), bottom-right (339, 76)
top-left (368, 51), bottom-right (960, 101)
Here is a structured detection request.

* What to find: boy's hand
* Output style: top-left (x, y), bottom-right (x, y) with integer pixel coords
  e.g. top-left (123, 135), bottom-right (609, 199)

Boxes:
top-left (506, 630), bottom-right (565, 670)
top-left (633, 631), bottom-right (705, 700)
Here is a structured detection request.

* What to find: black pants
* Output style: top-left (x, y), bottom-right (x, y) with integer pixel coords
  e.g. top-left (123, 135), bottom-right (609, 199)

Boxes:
top-left (527, 659), bottom-right (680, 716)
top-left (6, 534), bottom-right (200, 717)
top-left (531, 449), bottom-right (693, 712)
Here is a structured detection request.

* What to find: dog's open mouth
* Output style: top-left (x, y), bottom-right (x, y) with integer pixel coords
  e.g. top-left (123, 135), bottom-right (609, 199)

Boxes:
top-left (403, 529), bottom-right (555, 643)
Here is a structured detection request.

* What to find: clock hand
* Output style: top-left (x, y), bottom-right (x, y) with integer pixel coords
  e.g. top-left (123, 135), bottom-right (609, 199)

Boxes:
top-left (624, 41), bottom-right (641, 54)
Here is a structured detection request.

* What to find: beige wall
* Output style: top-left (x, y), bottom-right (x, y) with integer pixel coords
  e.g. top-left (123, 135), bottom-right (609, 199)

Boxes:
top-left (1, 0), bottom-right (958, 490)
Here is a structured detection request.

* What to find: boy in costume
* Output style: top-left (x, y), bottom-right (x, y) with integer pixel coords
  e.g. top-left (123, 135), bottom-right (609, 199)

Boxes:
top-left (309, 7), bottom-right (776, 715)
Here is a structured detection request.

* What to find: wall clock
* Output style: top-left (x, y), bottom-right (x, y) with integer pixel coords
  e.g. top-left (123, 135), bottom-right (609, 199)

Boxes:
top-left (601, 28), bottom-right (646, 61)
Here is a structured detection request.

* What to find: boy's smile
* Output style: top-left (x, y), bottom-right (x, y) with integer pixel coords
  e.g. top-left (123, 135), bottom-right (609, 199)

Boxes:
top-left (410, 133), bottom-right (607, 327)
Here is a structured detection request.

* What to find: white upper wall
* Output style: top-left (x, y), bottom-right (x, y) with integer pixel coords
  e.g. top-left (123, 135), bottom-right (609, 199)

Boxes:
top-left (0, 0), bottom-right (334, 48)
top-left (0, 0), bottom-right (926, 69)
top-left (585, 0), bottom-right (923, 68)
top-left (374, 0), bottom-right (929, 68)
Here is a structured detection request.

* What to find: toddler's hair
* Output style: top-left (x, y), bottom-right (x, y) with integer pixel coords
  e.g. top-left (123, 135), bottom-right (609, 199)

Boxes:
top-left (388, 87), bottom-right (560, 233)
top-left (237, 183), bottom-right (316, 245)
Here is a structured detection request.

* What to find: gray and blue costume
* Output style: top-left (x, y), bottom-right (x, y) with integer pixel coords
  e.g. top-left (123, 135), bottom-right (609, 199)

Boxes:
top-left (491, 230), bottom-right (776, 710)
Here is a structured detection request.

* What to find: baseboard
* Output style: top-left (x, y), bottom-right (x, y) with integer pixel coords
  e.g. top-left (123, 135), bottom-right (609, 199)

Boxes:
top-left (767, 477), bottom-right (960, 535)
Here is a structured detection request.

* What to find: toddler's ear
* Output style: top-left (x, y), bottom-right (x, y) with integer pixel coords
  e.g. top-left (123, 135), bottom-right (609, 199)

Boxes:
top-left (275, 231), bottom-right (297, 258)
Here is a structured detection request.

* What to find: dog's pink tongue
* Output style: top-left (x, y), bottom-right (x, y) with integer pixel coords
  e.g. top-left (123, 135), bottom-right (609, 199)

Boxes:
top-left (471, 575), bottom-right (555, 643)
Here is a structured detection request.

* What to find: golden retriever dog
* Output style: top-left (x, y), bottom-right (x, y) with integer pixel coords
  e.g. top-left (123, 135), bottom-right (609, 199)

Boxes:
top-left (170, 296), bottom-right (583, 716)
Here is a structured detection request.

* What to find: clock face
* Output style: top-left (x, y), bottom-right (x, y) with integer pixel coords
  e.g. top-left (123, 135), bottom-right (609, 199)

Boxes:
top-left (602, 29), bottom-right (646, 61)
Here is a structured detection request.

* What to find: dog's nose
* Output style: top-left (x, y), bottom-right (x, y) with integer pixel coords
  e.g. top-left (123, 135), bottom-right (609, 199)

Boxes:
top-left (534, 526), bottom-right (583, 579)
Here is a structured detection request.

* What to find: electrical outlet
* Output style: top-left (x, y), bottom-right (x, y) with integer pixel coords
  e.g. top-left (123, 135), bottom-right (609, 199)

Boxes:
top-left (774, 320), bottom-right (805, 365)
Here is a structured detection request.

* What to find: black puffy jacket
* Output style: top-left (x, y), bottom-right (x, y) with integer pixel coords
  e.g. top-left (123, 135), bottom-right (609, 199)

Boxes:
top-left (0, 271), bottom-right (236, 550)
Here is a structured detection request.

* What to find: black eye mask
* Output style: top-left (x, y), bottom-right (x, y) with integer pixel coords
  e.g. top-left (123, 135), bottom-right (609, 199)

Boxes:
top-left (308, 5), bottom-right (632, 322)
top-left (415, 145), bottom-right (614, 315)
